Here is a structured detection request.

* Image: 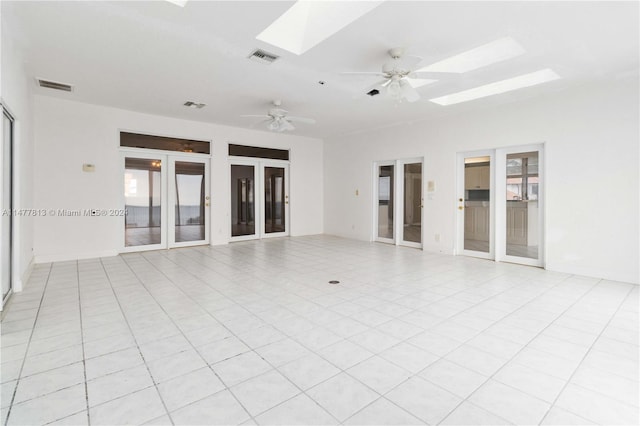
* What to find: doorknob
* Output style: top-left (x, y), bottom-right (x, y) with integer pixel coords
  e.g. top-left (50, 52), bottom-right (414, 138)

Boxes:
top-left (206, 203), bottom-right (210, 207)
top-left (205, 196), bottom-right (210, 200)
top-left (458, 206), bottom-right (463, 210)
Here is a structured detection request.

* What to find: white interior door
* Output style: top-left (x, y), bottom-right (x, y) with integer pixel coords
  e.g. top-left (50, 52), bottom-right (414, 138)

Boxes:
top-left (168, 156), bottom-right (210, 248)
top-left (456, 150), bottom-right (495, 260)
top-left (374, 161), bottom-right (395, 244)
top-left (122, 150), bottom-right (210, 252)
top-left (457, 146), bottom-right (544, 267)
top-left (496, 144), bottom-right (544, 267)
top-left (122, 151), bottom-right (167, 251)
top-left (398, 159), bottom-right (423, 248)
top-left (374, 158), bottom-right (424, 248)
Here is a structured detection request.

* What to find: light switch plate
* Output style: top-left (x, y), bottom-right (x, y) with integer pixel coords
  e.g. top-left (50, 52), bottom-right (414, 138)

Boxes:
top-left (82, 164), bottom-right (95, 172)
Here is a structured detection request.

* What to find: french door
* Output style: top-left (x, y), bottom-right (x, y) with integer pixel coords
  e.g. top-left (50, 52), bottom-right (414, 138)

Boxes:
top-left (122, 150), bottom-right (210, 252)
top-left (374, 158), bottom-right (423, 248)
top-left (1, 108), bottom-right (14, 308)
top-left (456, 145), bottom-right (544, 267)
top-left (230, 159), bottom-right (289, 241)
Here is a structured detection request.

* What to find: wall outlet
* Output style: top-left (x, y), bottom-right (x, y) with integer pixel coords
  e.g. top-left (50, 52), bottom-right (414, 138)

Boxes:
top-left (355, 189), bottom-right (359, 196)
top-left (435, 233), bottom-right (440, 242)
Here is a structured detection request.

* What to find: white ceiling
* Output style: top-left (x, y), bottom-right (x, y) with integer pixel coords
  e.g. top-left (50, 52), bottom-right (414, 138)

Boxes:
top-left (4, 1), bottom-right (639, 139)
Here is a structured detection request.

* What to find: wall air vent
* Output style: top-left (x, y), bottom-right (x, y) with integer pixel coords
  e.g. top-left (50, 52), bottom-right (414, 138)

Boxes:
top-left (36, 78), bottom-right (73, 92)
top-left (248, 49), bottom-right (279, 64)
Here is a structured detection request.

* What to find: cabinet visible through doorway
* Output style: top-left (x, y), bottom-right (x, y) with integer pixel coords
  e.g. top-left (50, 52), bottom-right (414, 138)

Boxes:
top-left (465, 165), bottom-right (490, 189)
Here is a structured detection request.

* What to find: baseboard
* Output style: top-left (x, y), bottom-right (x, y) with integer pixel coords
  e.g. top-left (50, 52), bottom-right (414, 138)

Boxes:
top-left (421, 243), bottom-right (455, 255)
top-left (545, 262), bottom-right (639, 285)
top-left (34, 250), bottom-right (119, 264)
top-left (16, 255), bottom-right (35, 292)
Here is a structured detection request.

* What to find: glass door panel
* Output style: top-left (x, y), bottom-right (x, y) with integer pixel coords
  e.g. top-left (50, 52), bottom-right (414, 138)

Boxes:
top-left (377, 164), bottom-right (394, 241)
top-left (2, 111), bottom-right (13, 304)
top-left (460, 154), bottom-right (492, 257)
top-left (264, 166), bottom-right (286, 234)
top-left (174, 161), bottom-right (206, 244)
top-left (124, 157), bottom-right (163, 247)
top-left (505, 151), bottom-right (539, 260)
top-left (231, 164), bottom-right (256, 238)
top-left (403, 163), bottom-right (422, 244)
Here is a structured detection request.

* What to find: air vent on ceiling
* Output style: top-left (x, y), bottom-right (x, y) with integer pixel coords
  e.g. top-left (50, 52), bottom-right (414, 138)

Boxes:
top-left (184, 101), bottom-right (206, 109)
top-left (248, 49), bottom-right (279, 64)
top-left (367, 89), bottom-right (380, 97)
top-left (37, 78), bottom-right (73, 92)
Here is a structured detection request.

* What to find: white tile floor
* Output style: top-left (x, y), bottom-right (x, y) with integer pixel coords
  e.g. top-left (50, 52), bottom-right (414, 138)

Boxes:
top-left (1, 235), bottom-right (638, 425)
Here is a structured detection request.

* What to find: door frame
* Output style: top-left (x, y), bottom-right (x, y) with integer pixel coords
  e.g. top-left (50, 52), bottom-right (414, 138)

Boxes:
top-left (168, 154), bottom-right (210, 248)
top-left (495, 143), bottom-right (545, 267)
top-left (229, 159), bottom-right (260, 242)
top-left (1, 105), bottom-right (15, 308)
top-left (373, 160), bottom-right (397, 245)
top-left (228, 157), bottom-right (290, 241)
top-left (119, 148), bottom-right (211, 253)
top-left (397, 158), bottom-right (424, 249)
top-left (373, 158), bottom-right (424, 248)
top-left (456, 149), bottom-right (496, 260)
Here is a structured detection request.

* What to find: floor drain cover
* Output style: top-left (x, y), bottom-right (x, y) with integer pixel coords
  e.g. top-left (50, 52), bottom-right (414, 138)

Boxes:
top-left (328, 280), bottom-right (340, 284)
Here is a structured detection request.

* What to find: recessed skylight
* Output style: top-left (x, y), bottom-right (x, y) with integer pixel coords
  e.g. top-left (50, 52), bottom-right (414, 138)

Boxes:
top-left (165, 0), bottom-right (188, 7)
top-left (430, 69), bottom-right (560, 106)
top-left (256, 1), bottom-right (383, 55)
top-left (419, 37), bottom-right (525, 74)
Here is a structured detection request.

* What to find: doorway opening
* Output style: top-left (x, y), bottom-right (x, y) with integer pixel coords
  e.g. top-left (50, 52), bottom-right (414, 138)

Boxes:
top-left (2, 107), bottom-right (14, 308)
top-left (374, 158), bottom-right (423, 248)
top-left (456, 145), bottom-right (544, 267)
top-left (121, 150), bottom-right (210, 252)
top-left (230, 159), bottom-right (289, 241)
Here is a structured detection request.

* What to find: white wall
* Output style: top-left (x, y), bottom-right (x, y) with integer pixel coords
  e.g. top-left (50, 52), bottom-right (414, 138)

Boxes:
top-left (324, 76), bottom-right (639, 284)
top-left (33, 96), bottom-right (323, 262)
top-left (1, 8), bottom-right (35, 293)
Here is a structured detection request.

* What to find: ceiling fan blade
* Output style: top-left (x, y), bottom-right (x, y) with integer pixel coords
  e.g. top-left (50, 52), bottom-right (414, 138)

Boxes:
top-left (287, 116), bottom-right (316, 125)
top-left (400, 80), bottom-right (421, 103)
top-left (341, 72), bottom-right (387, 77)
top-left (402, 55), bottom-right (423, 69)
top-left (250, 118), bottom-right (272, 129)
top-left (279, 120), bottom-right (295, 131)
top-left (407, 78), bottom-right (438, 89)
top-left (240, 114), bottom-right (269, 118)
top-left (410, 71), bottom-right (458, 79)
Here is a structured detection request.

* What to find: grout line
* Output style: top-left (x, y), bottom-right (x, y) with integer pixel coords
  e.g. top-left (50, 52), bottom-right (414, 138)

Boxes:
top-left (537, 284), bottom-right (636, 425)
top-left (76, 261), bottom-right (91, 426)
top-left (126, 249), bottom-right (342, 424)
top-left (4, 263), bottom-right (53, 426)
top-left (116, 253), bottom-right (265, 425)
top-left (433, 277), bottom-right (604, 425)
top-left (97, 258), bottom-right (176, 426)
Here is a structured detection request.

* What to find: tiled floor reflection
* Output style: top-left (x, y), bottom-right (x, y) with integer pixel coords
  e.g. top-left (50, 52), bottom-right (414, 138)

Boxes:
top-left (1, 236), bottom-right (638, 425)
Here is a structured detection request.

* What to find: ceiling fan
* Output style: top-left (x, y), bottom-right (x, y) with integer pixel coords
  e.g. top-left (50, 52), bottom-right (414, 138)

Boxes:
top-left (341, 47), bottom-right (455, 103)
top-left (241, 100), bottom-right (316, 132)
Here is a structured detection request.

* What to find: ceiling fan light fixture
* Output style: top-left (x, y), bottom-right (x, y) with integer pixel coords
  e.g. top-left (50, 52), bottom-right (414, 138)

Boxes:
top-left (387, 80), bottom-right (402, 98)
top-left (268, 120), bottom-right (281, 131)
